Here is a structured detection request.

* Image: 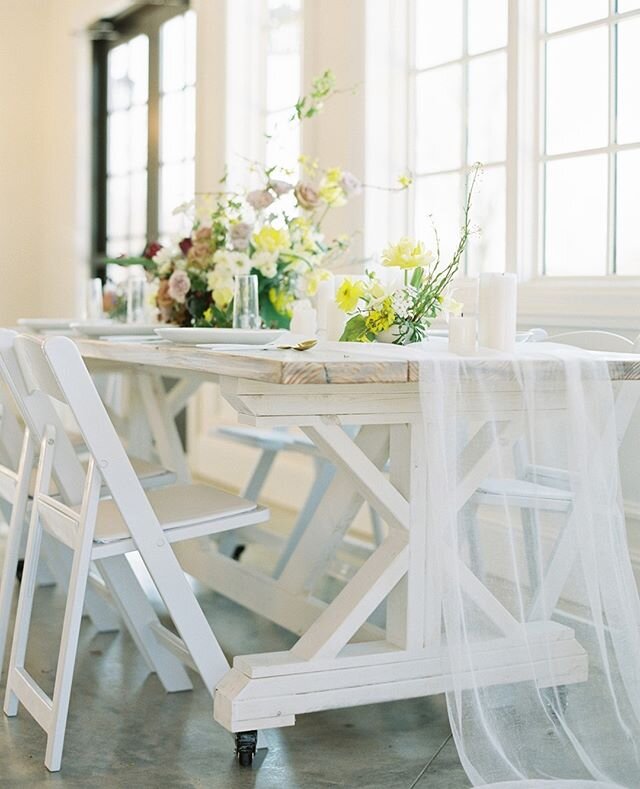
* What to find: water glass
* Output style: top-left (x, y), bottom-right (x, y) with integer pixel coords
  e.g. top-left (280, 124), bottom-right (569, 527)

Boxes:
top-left (126, 269), bottom-right (147, 324)
top-left (86, 278), bottom-right (104, 320)
top-left (233, 275), bottom-right (260, 329)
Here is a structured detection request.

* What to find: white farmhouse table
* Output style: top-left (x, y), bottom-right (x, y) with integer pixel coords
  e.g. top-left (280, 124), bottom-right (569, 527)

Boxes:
top-left (73, 338), bottom-right (640, 742)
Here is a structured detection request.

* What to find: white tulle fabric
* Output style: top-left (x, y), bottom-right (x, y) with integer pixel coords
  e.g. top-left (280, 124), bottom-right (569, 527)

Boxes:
top-left (412, 340), bottom-right (640, 788)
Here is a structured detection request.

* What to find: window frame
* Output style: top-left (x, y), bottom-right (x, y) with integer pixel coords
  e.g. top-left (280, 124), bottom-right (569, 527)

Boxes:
top-left (91, 1), bottom-right (189, 274)
top-left (384, 0), bottom-right (640, 326)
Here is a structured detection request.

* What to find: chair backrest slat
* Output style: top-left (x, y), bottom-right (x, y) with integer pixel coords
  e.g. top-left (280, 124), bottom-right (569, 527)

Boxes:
top-left (16, 334), bottom-right (162, 538)
top-left (0, 384), bottom-right (23, 471)
top-left (544, 329), bottom-right (640, 445)
top-left (0, 330), bottom-right (85, 505)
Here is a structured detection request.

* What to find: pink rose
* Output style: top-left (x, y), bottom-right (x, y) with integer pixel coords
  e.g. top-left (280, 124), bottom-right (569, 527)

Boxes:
top-left (268, 179), bottom-right (293, 196)
top-left (195, 226), bottom-right (212, 241)
top-left (294, 182), bottom-right (321, 210)
top-left (231, 222), bottom-right (252, 251)
top-left (247, 189), bottom-right (275, 210)
top-left (340, 171), bottom-right (362, 197)
top-left (167, 269), bottom-right (191, 304)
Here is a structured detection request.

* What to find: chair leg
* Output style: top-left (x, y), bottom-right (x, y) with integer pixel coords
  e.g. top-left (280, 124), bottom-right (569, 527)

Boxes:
top-left (461, 501), bottom-right (485, 580)
top-left (0, 494), bottom-right (29, 676)
top-left (273, 460), bottom-right (336, 578)
top-left (218, 448), bottom-right (279, 558)
top-left (369, 506), bottom-right (385, 547)
top-left (3, 507), bottom-right (45, 717)
top-left (44, 537), bottom-right (95, 772)
top-left (521, 506), bottom-right (542, 594)
top-left (95, 555), bottom-right (193, 692)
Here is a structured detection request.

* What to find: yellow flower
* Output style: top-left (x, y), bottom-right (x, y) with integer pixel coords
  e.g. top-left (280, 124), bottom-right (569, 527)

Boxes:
top-left (252, 226), bottom-right (291, 254)
top-left (212, 286), bottom-right (234, 309)
top-left (202, 306), bottom-right (214, 323)
top-left (325, 166), bottom-right (343, 184)
top-left (318, 167), bottom-right (347, 207)
top-left (305, 267), bottom-right (333, 296)
top-left (365, 296), bottom-right (396, 334)
top-left (298, 154), bottom-right (319, 177)
top-left (336, 278), bottom-right (365, 313)
top-left (318, 182), bottom-right (347, 207)
top-left (365, 297), bottom-right (396, 334)
top-left (381, 237), bottom-right (434, 269)
top-left (269, 287), bottom-right (294, 317)
top-left (397, 173), bottom-right (413, 189)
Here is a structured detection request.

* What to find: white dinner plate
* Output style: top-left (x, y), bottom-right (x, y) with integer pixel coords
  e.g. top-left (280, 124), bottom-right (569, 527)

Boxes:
top-left (154, 327), bottom-right (286, 345)
top-left (18, 318), bottom-right (76, 332)
top-left (71, 321), bottom-right (161, 337)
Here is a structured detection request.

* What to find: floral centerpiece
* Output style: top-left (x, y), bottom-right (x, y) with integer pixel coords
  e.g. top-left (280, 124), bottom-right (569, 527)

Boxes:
top-left (336, 164), bottom-right (481, 345)
top-left (106, 70), bottom-right (411, 329)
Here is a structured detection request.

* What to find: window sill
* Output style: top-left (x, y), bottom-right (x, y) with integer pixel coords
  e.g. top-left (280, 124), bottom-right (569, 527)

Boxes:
top-left (517, 278), bottom-right (640, 329)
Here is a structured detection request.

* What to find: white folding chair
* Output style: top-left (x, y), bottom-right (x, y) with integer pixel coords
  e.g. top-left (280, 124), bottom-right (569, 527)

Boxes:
top-left (0, 329), bottom-right (178, 679)
top-left (216, 425), bottom-right (385, 572)
top-left (3, 333), bottom-right (269, 771)
top-left (469, 330), bottom-right (640, 591)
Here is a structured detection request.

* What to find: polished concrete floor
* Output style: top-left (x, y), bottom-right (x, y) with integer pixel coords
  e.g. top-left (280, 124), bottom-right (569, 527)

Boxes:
top-left (0, 524), bottom-right (469, 788)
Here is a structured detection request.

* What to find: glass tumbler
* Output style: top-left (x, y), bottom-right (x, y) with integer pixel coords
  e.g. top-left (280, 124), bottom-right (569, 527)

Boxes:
top-left (86, 278), bottom-right (104, 320)
top-left (233, 275), bottom-right (260, 329)
top-left (126, 268), bottom-right (147, 324)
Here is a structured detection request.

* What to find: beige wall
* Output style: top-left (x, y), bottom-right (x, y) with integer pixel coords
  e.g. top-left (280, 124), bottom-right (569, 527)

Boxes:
top-left (0, 0), bottom-right (50, 323)
top-left (0, 0), bottom-right (132, 324)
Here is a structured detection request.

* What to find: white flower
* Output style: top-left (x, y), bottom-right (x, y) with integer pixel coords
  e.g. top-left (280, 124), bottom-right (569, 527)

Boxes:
top-left (252, 250), bottom-right (279, 279)
top-left (213, 249), bottom-right (234, 276)
top-left (391, 286), bottom-right (417, 320)
top-left (207, 269), bottom-right (234, 293)
top-left (230, 252), bottom-right (252, 276)
top-left (153, 245), bottom-right (179, 267)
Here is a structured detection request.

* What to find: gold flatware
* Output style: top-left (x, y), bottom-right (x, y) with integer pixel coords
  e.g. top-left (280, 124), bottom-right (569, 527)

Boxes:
top-left (277, 339), bottom-right (318, 351)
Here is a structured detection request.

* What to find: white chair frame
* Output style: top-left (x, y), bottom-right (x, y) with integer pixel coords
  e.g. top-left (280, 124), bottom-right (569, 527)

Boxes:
top-left (3, 333), bottom-right (269, 770)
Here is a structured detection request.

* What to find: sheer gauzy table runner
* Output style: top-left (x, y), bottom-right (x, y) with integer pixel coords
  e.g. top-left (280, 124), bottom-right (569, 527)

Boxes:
top-left (409, 341), bottom-right (640, 788)
top-left (74, 337), bottom-right (640, 787)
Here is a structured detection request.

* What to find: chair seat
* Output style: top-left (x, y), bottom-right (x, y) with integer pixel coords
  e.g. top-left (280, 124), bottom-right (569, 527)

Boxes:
top-left (217, 425), bottom-right (318, 455)
top-left (30, 456), bottom-right (176, 496)
top-left (476, 478), bottom-right (573, 509)
top-left (87, 484), bottom-right (260, 544)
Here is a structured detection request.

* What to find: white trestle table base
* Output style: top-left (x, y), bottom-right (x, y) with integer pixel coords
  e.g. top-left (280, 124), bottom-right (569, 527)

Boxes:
top-left (73, 338), bottom-right (640, 739)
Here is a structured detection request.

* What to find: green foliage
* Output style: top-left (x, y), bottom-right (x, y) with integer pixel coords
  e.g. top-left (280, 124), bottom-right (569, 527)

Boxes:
top-left (340, 314), bottom-right (372, 343)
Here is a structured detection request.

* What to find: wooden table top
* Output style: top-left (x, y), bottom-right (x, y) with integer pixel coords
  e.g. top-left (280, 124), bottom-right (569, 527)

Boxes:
top-left (73, 338), bottom-right (640, 386)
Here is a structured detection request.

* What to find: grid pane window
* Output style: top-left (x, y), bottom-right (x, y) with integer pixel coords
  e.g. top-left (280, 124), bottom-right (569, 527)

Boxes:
top-left (411, 0), bottom-right (508, 275)
top-left (264, 0), bottom-right (303, 175)
top-left (542, 4), bottom-right (640, 275)
top-left (159, 10), bottom-right (196, 239)
top-left (100, 6), bottom-right (196, 266)
top-left (106, 35), bottom-right (149, 257)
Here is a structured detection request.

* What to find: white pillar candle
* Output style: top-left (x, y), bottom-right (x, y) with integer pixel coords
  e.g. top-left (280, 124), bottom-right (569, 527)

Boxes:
top-left (290, 300), bottom-right (317, 336)
top-left (448, 314), bottom-right (476, 355)
top-left (477, 272), bottom-right (517, 353)
top-left (315, 275), bottom-right (335, 340)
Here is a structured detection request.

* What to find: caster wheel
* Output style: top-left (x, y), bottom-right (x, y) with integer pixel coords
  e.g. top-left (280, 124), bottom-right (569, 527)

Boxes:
top-left (238, 751), bottom-right (253, 767)
top-left (235, 730), bottom-right (257, 767)
top-left (542, 684), bottom-right (568, 716)
top-left (16, 559), bottom-right (24, 583)
top-left (231, 545), bottom-right (246, 562)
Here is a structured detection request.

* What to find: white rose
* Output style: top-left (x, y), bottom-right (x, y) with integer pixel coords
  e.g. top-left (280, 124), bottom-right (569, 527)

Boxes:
top-left (230, 252), bottom-right (252, 277)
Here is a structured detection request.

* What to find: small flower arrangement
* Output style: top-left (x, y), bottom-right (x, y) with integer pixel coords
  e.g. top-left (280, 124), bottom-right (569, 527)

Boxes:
top-left (105, 70), bottom-right (411, 329)
top-left (338, 164), bottom-right (481, 345)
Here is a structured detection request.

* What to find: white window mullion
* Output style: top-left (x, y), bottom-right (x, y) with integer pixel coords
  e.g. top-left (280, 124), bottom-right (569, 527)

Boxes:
top-left (607, 0), bottom-right (618, 274)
